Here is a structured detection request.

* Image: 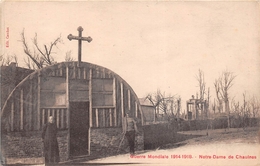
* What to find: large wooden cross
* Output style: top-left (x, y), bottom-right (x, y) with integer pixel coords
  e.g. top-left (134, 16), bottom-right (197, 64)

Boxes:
top-left (67, 26), bottom-right (92, 66)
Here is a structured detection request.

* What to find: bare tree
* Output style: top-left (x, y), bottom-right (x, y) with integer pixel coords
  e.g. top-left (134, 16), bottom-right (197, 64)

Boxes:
top-left (206, 87), bottom-right (210, 117)
top-left (146, 89), bottom-right (177, 122)
top-left (160, 93), bottom-right (169, 116)
top-left (24, 57), bottom-right (36, 69)
top-left (20, 29), bottom-right (62, 69)
top-left (231, 99), bottom-right (240, 116)
top-left (176, 97), bottom-right (181, 119)
top-left (146, 90), bottom-right (162, 122)
top-left (0, 54), bottom-right (18, 66)
top-left (12, 54), bottom-right (18, 65)
top-left (212, 98), bottom-right (216, 114)
top-left (241, 92), bottom-right (250, 129)
top-left (220, 71), bottom-right (236, 113)
top-left (158, 93), bottom-right (177, 117)
top-left (231, 98), bottom-right (240, 128)
top-left (65, 50), bottom-right (75, 62)
top-left (195, 69), bottom-right (206, 100)
top-left (214, 79), bottom-right (223, 113)
top-left (250, 96), bottom-right (259, 118)
top-left (214, 70), bottom-right (236, 128)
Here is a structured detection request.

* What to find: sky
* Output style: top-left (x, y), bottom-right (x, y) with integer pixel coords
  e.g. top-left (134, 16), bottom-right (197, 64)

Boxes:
top-left (1, 1), bottom-right (260, 110)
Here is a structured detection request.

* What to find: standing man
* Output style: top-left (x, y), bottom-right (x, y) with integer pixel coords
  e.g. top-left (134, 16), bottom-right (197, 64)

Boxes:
top-left (123, 112), bottom-right (139, 155)
top-left (42, 116), bottom-right (60, 164)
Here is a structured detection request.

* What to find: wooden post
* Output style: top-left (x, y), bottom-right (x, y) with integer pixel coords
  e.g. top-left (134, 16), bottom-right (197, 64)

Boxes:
top-left (88, 68), bottom-right (92, 156)
top-left (113, 78), bottom-right (117, 126)
top-left (102, 109), bottom-right (105, 127)
top-left (102, 68), bottom-right (105, 78)
top-left (29, 83), bottom-right (32, 131)
top-left (48, 109), bottom-right (50, 119)
top-left (52, 109), bottom-right (55, 121)
top-left (42, 109), bottom-right (45, 126)
top-left (37, 73), bottom-right (41, 130)
top-left (88, 128), bottom-right (91, 155)
top-left (66, 65), bottom-right (70, 157)
top-left (89, 69), bottom-right (92, 127)
top-left (109, 109), bottom-right (112, 127)
top-left (120, 82), bottom-right (124, 126)
top-left (95, 108), bottom-right (99, 127)
top-left (20, 89), bottom-right (24, 130)
top-left (57, 109), bottom-right (60, 128)
top-left (96, 68), bottom-right (99, 78)
top-left (128, 90), bottom-right (131, 112)
top-left (11, 101), bottom-right (14, 131)
top-left (83, 67), bottom-right (86, 80)
top-left (66, 65), bottom-right (70, 123)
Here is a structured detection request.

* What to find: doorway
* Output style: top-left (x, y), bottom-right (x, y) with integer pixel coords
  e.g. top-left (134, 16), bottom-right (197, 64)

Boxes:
top-left (69, 101), bottom-right (89, 157)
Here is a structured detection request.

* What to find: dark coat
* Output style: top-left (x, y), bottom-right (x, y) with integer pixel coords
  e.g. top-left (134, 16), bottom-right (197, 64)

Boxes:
top-left (42, 123), bottom-right (60, 163)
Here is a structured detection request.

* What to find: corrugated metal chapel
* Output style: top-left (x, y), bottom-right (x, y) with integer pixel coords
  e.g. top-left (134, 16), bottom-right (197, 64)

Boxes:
top-left (1, 61), bottom-right (144, 161)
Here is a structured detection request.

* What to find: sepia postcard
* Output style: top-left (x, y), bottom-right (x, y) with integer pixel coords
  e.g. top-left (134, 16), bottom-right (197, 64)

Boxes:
top-left (0, 0), bottom-right (259, 165)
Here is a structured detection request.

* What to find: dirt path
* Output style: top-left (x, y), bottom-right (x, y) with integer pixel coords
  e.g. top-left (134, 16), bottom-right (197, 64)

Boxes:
top-left (82, 127), bottom-right (260, 166)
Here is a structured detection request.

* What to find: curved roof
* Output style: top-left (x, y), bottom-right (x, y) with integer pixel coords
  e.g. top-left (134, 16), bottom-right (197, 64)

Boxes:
top-left (1, 61), bottom-right (143, 122)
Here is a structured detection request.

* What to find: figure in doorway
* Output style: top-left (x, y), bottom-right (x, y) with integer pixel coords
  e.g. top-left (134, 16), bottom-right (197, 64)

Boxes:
top-left (123, 112), bottom-right (139, 155)
top-left (42, 116), bottom-right (60, 164)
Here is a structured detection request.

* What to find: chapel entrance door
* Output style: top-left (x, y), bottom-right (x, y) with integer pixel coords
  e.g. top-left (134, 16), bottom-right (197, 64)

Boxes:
top-left (69, 101), bottom-right (89, 157)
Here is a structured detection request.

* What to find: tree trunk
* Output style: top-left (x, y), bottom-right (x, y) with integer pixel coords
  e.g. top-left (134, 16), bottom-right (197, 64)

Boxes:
top-left (225, 100), bottom-right (230, 129)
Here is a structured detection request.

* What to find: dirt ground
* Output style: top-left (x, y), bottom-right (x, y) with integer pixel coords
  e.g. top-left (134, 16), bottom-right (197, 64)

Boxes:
top-left (7, 127), bottom-right (259, 165)
top-left (80, 127), bottom-right (260, 166)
